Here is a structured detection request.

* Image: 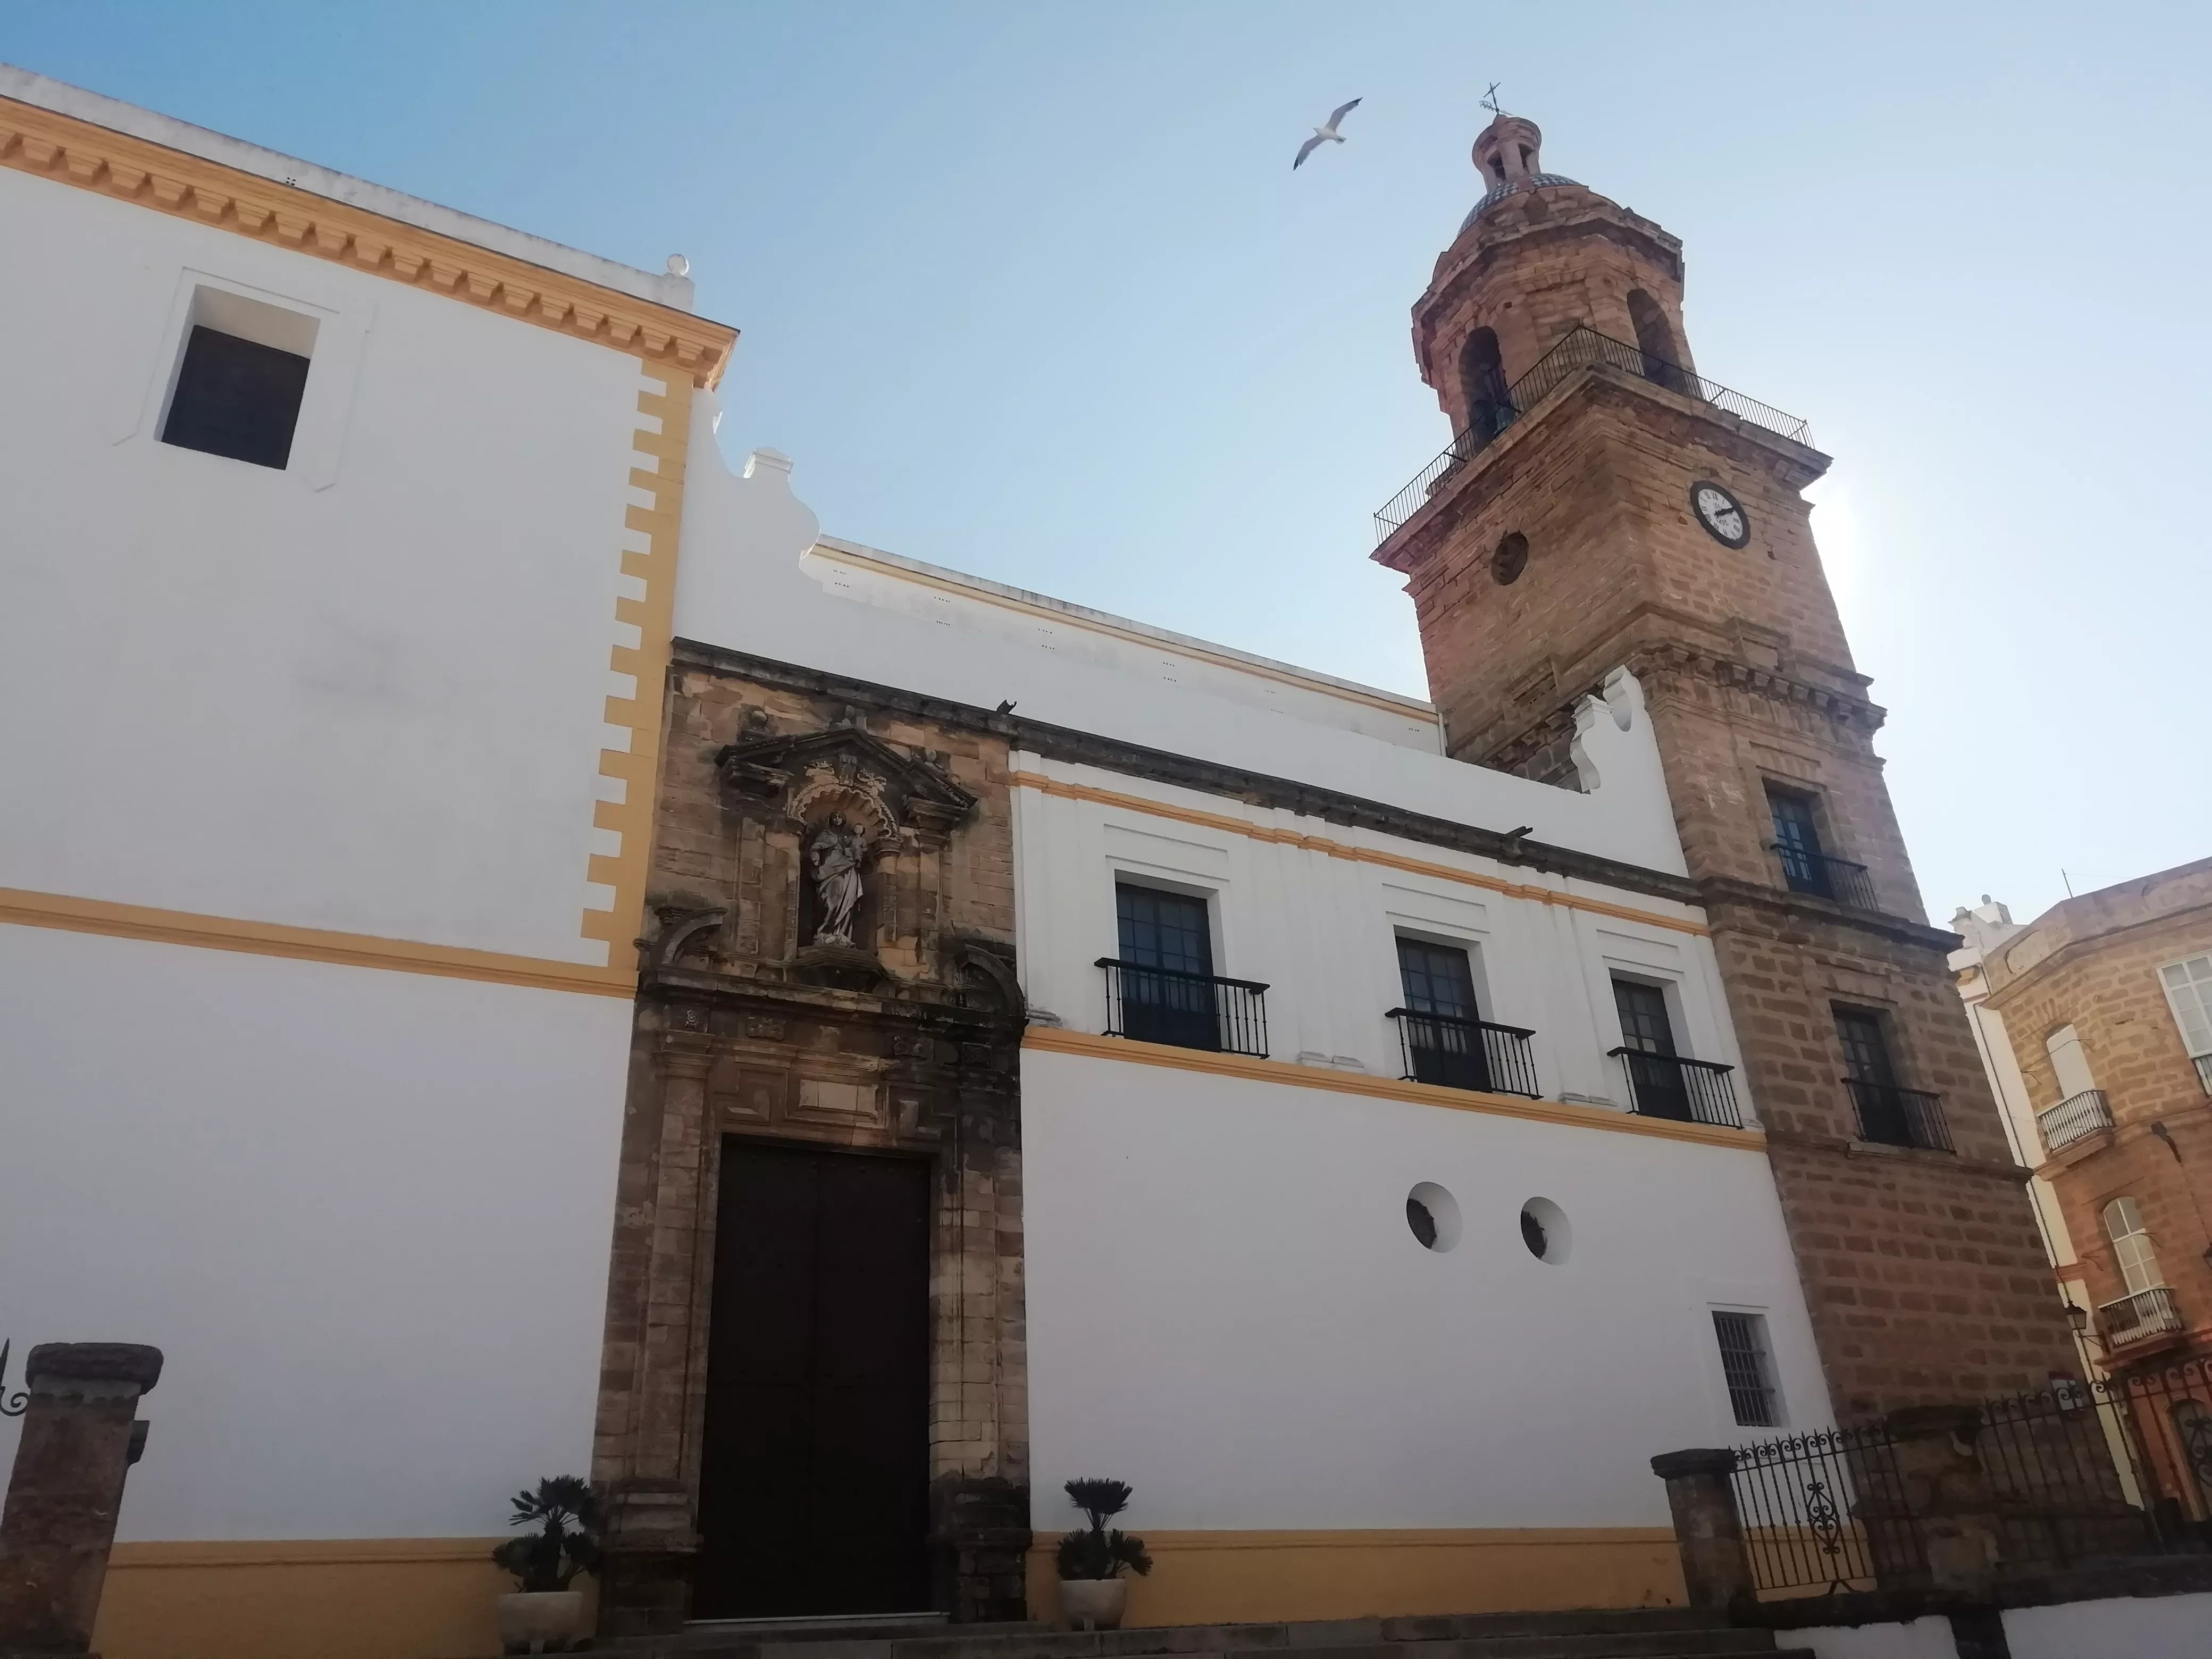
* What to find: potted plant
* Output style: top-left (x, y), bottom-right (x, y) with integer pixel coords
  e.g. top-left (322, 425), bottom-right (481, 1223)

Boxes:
top-left (490, 1477), bottom-right (601, 1654)
top-left (1053, 1478), bottom-right (1151, 1631)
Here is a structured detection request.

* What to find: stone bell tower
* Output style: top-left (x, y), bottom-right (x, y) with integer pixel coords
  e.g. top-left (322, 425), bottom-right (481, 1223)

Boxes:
top-left (1376, 111), bottom-right (2074, 1418)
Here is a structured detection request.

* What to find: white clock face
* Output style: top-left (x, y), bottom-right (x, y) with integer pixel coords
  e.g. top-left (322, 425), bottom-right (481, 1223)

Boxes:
top-left (1692, 481), bottom-right (1749, 547)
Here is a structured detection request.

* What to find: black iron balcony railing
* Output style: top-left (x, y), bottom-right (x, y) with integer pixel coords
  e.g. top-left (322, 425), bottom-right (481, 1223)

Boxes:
top-left (2099, 1286), bottom-right (2185, 1347)
top-left (1388, 1009), bottom-right (1539, 1098)
top-left (2038, 1087), bottom-right (2115, 1153)
top-left (1373, 324), bottom-right (1814, 541)
top-left (2195, 1053), bottom-right (2212, 1096)
top-left (1610, 1048), bottom-right (1744, 1129)
top-left (1769, 843), bottom-right (1879, 911)
top-left (1846, 1078), bottom-right (1954, 1152)
top-left (1096, 959), bottom-right (1268, 1058)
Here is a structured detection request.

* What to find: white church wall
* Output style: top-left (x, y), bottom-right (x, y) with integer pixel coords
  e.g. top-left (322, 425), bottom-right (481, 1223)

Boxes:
top-left (0, 162), bottom-right (648, 966)
top-left (1019, 1044), bottom-right (1830, 1532)
top-left (672, 412), bottom-right (1691, 878)
top-left (1009, 753), bottom-right (1741, 1109)
top-left (0, 924), bottom-right (629, 1540)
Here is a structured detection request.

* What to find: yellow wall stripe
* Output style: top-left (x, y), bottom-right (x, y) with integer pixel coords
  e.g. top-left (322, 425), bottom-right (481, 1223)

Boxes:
top-left (1, 888), bottom-right (636, 998)
top-left (1011, 770), bottom-right (1709, 936)
top-left (1026, 1026), bottom-right (1764, 1151)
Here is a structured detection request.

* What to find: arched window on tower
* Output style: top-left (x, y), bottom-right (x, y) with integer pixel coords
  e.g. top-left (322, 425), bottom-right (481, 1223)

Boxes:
top-left (1460, 328), bottom-right (1511, 446)
top-left (1627, 289), bottom-right (1688, 396)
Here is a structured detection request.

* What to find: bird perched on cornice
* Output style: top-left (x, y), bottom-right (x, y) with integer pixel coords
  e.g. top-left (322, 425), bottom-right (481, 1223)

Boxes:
top-left (1293, 98), bottom-right (1361, 169)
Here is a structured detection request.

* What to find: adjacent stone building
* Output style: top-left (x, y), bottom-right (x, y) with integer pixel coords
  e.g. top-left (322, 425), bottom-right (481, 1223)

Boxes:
top-left (1951, 862), bottom-right (2212, 1515)
top-left (1372, 112), bottom-right (2076, 1417)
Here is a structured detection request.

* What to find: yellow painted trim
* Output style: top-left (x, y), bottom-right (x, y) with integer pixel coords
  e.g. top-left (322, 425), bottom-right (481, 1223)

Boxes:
top-left (580, 368), bottom-right (689, 971)
top-left (96, 1538), bottom-right (520, 1659)
top-left (1026, 1026), bottom-right (1765, 1151)
top-left (1026, 1526), bottom-right (1683, 1626)
top-left (1011, 770), bottom-right (1710, 937)
top-left (0, 97), bottom-right (735, 386)
top-left (1, 887), bottom-right (636, 998)
top-left (817, 544), bottom-right (1436, 724)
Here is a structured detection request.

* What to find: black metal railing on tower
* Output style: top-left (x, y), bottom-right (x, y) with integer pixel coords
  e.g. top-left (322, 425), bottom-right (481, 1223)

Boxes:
top-left (1096, 959), bottom-right (1268, 1058)
top-left (1770, 843), bottom-right (1880, 911)
top-left (1373, 324), bottom-right (1814, 541)
top-left (1387, 1009), bottom-right (1540, 1097)
top-left (1845, 1079), bottom-right (1954, 1152)
top-left (1610, 1048), bottom-right (1744, 1128)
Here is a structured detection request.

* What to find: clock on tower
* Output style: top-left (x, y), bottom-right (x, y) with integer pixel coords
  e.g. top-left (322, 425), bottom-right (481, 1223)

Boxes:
top-left (1372, 108), bottom-right (2072, 1419)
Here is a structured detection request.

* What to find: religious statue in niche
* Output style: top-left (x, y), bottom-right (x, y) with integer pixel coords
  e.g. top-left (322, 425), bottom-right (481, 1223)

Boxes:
top-left (805, 812), bottom-right (876, 948)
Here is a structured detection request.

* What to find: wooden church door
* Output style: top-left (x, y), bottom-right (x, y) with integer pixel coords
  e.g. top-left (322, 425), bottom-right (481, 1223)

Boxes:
top-left (693, 1139), bottom-right (933, 1618)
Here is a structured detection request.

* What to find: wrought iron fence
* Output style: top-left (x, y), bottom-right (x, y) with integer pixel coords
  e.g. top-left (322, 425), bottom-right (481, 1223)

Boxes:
top-left (1387, 1009), bottom-right (1539, 1098)
top-left (1771, 844), bottom-right (1879, 911)
top-left (1845, 1078), bottom-right (1954, 1152)
top-left (2038, 1087), bottom-right (2116, 1153)
top-left (1728, 1362), bottom-right (2212, 1595)
top-left (1373, 324), bottom-right (1814, 541)
top-left (1096, 959), bottom-right (1268, 1058)
top-left (0, 1339), bottom-right (26, 1418)
top-left (1611, 1048), bottom-right (1744, 1129)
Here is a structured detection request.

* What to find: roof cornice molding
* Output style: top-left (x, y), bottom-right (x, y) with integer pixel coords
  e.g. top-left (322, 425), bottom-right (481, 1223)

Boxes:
top-left (0, 95), bottom-right (736, 386)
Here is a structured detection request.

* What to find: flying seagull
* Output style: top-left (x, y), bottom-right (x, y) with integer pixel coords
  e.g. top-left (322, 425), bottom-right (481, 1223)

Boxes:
top-left (1293, 98), bottom-right (1361, 170)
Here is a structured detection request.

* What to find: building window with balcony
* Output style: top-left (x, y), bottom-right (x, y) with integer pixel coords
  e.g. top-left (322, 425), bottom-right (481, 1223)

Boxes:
top-left (1766, 785), bottom-right (1876, 910)
top-left (1388, 937), bottom-right (1538, 1097)
top-left (2100, 1197), bottom-right (2184, 1347)
top-left (1836, 1006), bottom-right (1953, 1151)
top-left (1608, 978), bottom-right (1741, 1128)
top-left (1711, 1310), bottom-right (1781, 1428)
top-left (2037, 1023), bottom-right (2114, 1151)
top-left (2160, 953), bottom-right (2212, 1096)
top-left (1097, 884), bottom-right (1267, 1057)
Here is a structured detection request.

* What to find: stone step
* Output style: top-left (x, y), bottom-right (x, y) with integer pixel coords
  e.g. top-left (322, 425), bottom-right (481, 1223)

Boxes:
top-left (619, 1615), bottom-right (1777, 1659)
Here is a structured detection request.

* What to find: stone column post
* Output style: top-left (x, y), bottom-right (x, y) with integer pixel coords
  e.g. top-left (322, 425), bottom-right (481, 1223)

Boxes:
top-left (0, 1343), bottom-right (163, 1657)
top-left (1649, 1448), bottom-right (1753, 1611)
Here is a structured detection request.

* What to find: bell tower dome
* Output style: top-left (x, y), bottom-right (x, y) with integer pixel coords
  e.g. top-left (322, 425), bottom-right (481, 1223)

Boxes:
top-left (1414, 113), bottom-right (1695, 439)
top-left (1374, 112), bottom-right (2074, 1419)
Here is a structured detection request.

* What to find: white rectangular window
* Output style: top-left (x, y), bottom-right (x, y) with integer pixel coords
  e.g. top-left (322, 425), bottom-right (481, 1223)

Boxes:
top-left (2161, 955), bottom-right (2212, 1058)
top-left (2046, 1024), bottom-right (2097, 1099)
top-left (1712, 1310), bottom-right (1779, 1428)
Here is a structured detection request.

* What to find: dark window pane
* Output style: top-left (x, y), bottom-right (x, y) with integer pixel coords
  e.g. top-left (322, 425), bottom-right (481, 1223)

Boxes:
top-left (1612, 979), bottom-right (1677, 1056)
top-left (1396, 939), bottom-right (1479, 1021)
top-left (161, 326), bottom-right (311, 470)
top-left (1767, 788), bottom-right (1832, 898)
top-left (1835, 1009), bottom-right (1896, 1086)
top-left (1713, 1311), bottom-right (1778, 1428)
top-left (1115, 885), bottom-right (1212, 975)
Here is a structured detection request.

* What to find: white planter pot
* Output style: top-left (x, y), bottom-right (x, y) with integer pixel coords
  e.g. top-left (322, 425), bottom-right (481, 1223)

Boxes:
top-left (1058, 1576), bottom-right (1128, 1631)
top-left (497, 1589), bottom-right (587, 1654)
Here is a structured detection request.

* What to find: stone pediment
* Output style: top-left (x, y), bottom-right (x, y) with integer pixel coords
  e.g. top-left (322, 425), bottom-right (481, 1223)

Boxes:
top-left (714, 725), bottom-right (978, 847)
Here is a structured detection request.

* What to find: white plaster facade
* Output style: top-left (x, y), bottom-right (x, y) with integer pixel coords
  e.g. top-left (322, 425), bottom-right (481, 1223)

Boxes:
top-left (665, 396), bottom-right (1834, 1540)
top-left (0, 69), bottom-right (683, 1547)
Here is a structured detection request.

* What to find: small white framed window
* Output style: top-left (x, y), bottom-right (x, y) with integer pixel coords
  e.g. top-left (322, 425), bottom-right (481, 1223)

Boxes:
top-left (158, 286), bottom-right (321, 470)
top-left (1711, 1309), bottom-right (1782, 1428)
top-left (2045, 1024), bottom-right (2097, 1100)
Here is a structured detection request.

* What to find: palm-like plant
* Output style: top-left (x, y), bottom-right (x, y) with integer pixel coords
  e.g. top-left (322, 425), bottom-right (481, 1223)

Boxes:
top-left (491, 1476), bottom-right (603, 1593)
top-left (1054, 1477), bottom-right (1152, 1581)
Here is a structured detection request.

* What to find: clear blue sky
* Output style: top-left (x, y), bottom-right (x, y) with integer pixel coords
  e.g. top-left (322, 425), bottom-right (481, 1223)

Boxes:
top-left (7, 1), bottom-right (2203, 926)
